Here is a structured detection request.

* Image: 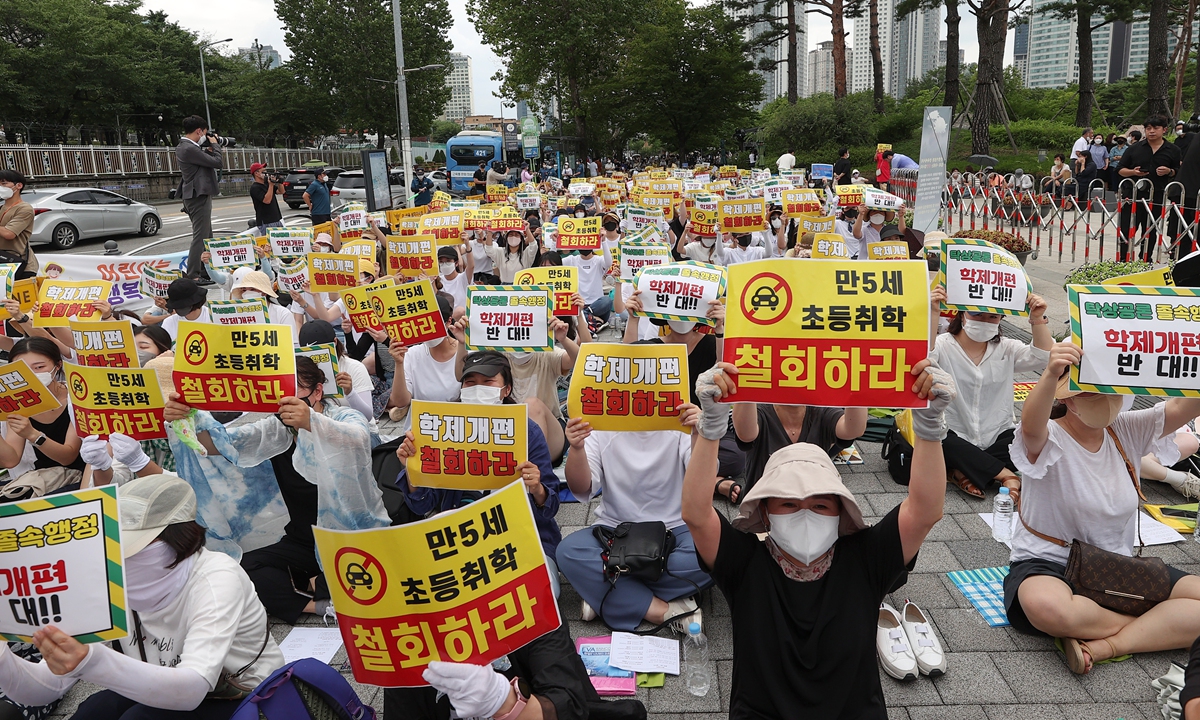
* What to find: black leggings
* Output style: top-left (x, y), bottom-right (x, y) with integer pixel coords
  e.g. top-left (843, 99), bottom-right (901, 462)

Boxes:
top-left (70, 691), bottom-right (238, 720)
top-left (942, 428), bottom-right (1017, 491)
top-left (240, 535), bottom-right (329, 624)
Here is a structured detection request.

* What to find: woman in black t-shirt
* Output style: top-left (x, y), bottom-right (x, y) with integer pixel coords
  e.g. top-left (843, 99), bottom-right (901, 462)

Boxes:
top-left (681, 360), bottom-right (955, 720)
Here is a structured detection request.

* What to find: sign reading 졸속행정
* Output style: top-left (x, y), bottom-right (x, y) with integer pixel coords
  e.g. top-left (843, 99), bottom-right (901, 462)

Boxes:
top-left (555, 217), bottom-right (602, 252)
top-left (67, 364), bottom-right (166, 440)
top-left (1068, 284), bottom-right (1200, 396)
top-left (203, 236), bottom-right (257, 270)
top-left (172, 321), bottom-right (296, 413)
top-left (207, 298), bottom-right (269, 326)
top-left (341, 279), bottom-right (395, 333)
top-left (35, 280), bottom-right (112, 328)
top-left (367, 279), bottom-right (447, 347)
top-left (811, 233), bottom-right (851, 259)
top-left (718, 198), bottom-right (766, 234)
top-left (69, 319), bottom-right (137, 368)
top-left (0, 486), bottom-right (126, 644)
top-left (0, 361), bottom-right (61, 420)
top-left (514, 267), bottom-right (577, 318)
top-left (619, 242), bottom-right (672, 281)
top-left (138, 265), bottom-right (181, 299)
top-left (465, 286), bottom-right (553, 352)
top-left (307, 253), bottom-right (358, 294)
top-left (267, 227), bottom-right (312, 258)
top-left (312, 481), bottom-right (560, 687)
top-left (566, 343), bottom-right (691, 433)
top-left (634, 262), bottom-right (726, 326)
top-left (407, 400), bottom-right (529, 491)
top-left (940, 238), bottom-right (1032, 316)
top-left (721, 259), bottom-right (930, 409)
top-left (296, 343), bottom-right (343, 399)
top-left (866, 241), bottom-right (910, 261)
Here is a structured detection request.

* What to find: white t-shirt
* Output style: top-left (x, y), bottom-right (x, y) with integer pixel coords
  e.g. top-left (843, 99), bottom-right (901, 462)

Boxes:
top-left (161, 307), bottom-right (212, 342)
top-left (584, 430), bottom-right (692, 528)
top-left (132, 549), bottom-right (284, 691)
top-left (441, 271), bottom-right (469, 311)
top-left (1010, 404), bottom-right (1179, 565)
top-left (836, 218), bottom-right (860, 258)
top-left (471, 239), bottom-right (494, 274)
top-left (777, 153), bottom-right (796, 171)
top-left (723, 244), bottom-right (770, 266)
top-left (403, 342), bottom-right (461, 404)
top-left (1071, 136), bottom-right (1091, 157)
top-left (341, 355), bottom-right (373, 396)
top-left (563, 253), bottom-right (607, 304)
top-left (682, 241), bottom-right (725, 266)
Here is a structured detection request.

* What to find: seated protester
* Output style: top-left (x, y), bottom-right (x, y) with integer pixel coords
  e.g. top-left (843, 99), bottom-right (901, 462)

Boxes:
top-left (683, 360), bottom-right (954, 718)
top-left (563, 245), bottom-right (613, 322)
top-left (1139, 423), bottom-right (1200, 498)
top-left (164, 356), bottom-right (389, 622)
top-left (1184, 635), bottom-right (1200, 720)
top-left (1004, 342), bottom-right (1200, 674)
top-left (387, 295), bottom-right (460, 428)
top-left (297, 320), bottom-right (376, 426)
top-left (482, 226), bottom-right (539, 283)
top-left (467, 229), bottom-right (500, 284)
top-left (134, 324), bottom-right (172, 366)
top-left (79, 432), bottom-right (165, 489)
top-left (392, 351), bottom-right (563, 592)
top-left (0, 339), bottom-right (83, 493)
top-left (784, 231), bottom-right (815, 258)
top-left (437, 245), bottom-right (471, 317)
top-left (852, 201), bottom-right (906, 246)
top-left (837, 207), bottom-right (861, 259)
top-left (622, 290), bottom-right (723, 400)
top-left (928, 287), bottom-right (1051, 499)
top-left (286, 233), bottom-right (341, 326)
top-left (0, 474), bottom-right (284, 719)
top-left (230, 270), bottom-right (295, 329)
top-left (675, 223), bottom-right (727, 266)
top-left (599, 210), bottom-right (622, 257)
top-left (558, 399), bottom-right (712, 631)
top-left (160, 277), bottom-right (212, 342)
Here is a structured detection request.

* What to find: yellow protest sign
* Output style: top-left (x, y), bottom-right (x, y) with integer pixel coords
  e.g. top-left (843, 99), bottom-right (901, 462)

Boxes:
top-left (866, 241), bottom-right (911, 260)
top-left (69, 319), bottom-right (137, 368)
top-left (312, 221), bottom-right (338, 241)
top-left (340, 238), bottom-right (377, 258)
top-left (0, 264), bottom-right (17, 299)
top-left (718, 198), bottom-right (766, 233)
top-left (67, 364), bottom-right (165, 440)
top-left (462, 208), bottom-right (493, 232)
top-left (342, 278), bottom-right (395, 333)
top-left (173, 321), bottom-right (296, 413)
top-left (312, 481), bottom-right (560, 687)
top-left (428, 191), bottom-right (452, 213)
top-left (485, 184), bottom-right (508, 203)
top-left (567, 342), bottom-right (690, 432)
top-left (407, 400), bottom-right (528, 490)
top-left (555, 217), bottom-right (602, 252)
top-left (385, 235), bottom-right (437, 278)
top-left (1102, 267), bottom-right (1175, 287)
top-left (798, 214), bottom-right (836, 234)
top-left (877, 143), bottom-right (892, 154)
top-left (488, 207), bottom-right (525, 233)
top-left (782, 189), bottom-right (823, 216)
top-left (367, 279), bottom-right (447, 347)
top-left (638, 193), bottom-right (675, 214)
top-left (722, 259), bottom-right (929, 408)
top-left (387, 206), bottom-right (428, 236)
top-left (11, 278), bottom-right (36, 313)
top-left (419, 211), bottom-right (465, 246)
top-left (0, 361), bottom-right (60, 420)
top-left (514, 266), bottom-right (578, 317)
top-left (649, 179), bottom-right (683, 198)
top-left (307, 253), bottom-right (358, 293)
top-left (835, 184), bottom-right (867, 207)
top-left (811, 233), bottom-right (851, 259)
top-left (34, 280), bottom-right (111, 327)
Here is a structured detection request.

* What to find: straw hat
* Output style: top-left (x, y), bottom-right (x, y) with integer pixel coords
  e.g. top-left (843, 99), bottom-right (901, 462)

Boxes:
top-left (231, 270), bottom-right (277, 299)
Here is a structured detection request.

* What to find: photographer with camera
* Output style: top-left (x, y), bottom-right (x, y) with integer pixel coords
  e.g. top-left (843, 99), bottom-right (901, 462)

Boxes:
top-left (248, 163), bottom-right (284, 235)
top-left (175, 115), bottom-right (222, 285)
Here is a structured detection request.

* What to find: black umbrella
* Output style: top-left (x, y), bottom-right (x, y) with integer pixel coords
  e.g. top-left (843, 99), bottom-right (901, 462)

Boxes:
top-left (967, 154), bottom-right (999, 167)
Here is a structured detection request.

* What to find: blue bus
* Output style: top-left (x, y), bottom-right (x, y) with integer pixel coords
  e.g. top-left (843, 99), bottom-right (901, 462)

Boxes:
top-left (445, 131), bottom-right (504, 193)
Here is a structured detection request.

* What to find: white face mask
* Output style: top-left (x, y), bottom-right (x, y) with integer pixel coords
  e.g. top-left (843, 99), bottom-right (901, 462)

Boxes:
top-left (575, 211), bottom-right (586, 218)
top-left (962, 318), bottom-right (999, 342)
top-left (459, 384), bottom-right (503, 405)
top-left (424, 336), bottom-right (445, 350)
top-left (34, 371), bottom-right (54, 386)
top-left (241, 290), bottom-right (264, 300)
top-left (507, 235), bottom-right (522, 247)
top-left (770, 217), bottom-right (782, 230)
top-left (439, 262), bottom-right (456, 277)
top-left (869, 213), bottom-right (885, 226)
top-left (0, 187), bottom-right (12, 200)
top-left (700, 236), bottom-right (715, 247)
top-left (125, 541), bottom-right (194, 613)
top-left (667, 319), bottom-right (695, 334)
top-left (768, 509), bottom-right (840, 565)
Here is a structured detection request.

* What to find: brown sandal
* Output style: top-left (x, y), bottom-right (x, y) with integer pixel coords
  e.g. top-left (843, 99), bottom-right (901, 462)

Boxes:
top-left (1062, 638), bottom-right (1094, 675)
top-left (948, 470), bottom-right (985, 499)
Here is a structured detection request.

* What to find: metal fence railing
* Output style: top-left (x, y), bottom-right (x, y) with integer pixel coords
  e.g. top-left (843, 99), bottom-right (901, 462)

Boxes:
top-left (0, 145), bottom-right (364, 180)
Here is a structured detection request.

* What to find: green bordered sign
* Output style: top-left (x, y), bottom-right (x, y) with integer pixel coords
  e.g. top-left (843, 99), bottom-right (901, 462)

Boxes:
top-left (0, 486), bottom-right (125, 643)
top-left (939, 238), bottom-right (1033, 317)
top-left (465, 285), bottom-right (555, 352)
top-left (633, 261), bottom-right (727, 326)
top-left (1068, 283), bottom-right (1200, 396)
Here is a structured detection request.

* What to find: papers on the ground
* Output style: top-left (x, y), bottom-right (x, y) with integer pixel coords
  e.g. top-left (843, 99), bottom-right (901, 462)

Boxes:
top-left (980, 511), bottom-right (1184, 548)
top-left (278, 627), bottom-right (344, 665)
top-left (609, 632), bottom-right (680, 675)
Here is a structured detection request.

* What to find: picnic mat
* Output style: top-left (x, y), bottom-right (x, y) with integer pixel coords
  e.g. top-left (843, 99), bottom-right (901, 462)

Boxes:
top-left (833, 443), bottom-right (864, 465)
top-left (947, 566), bottom-right (1010, 627)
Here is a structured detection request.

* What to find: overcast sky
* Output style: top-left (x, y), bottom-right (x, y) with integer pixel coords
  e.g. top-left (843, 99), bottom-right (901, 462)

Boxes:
top-left (142, 0), bottom-right (1010, 116)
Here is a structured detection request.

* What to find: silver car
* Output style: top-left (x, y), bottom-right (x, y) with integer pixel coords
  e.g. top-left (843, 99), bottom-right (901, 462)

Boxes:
top-left (330, 169), bottom-right (408, 211)
top-left (26, 187), bottom-right (160, 250)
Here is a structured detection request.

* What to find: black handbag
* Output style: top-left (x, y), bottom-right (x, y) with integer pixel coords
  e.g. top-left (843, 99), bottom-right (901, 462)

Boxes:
top-left (593, 522), bottom-right (675, 584)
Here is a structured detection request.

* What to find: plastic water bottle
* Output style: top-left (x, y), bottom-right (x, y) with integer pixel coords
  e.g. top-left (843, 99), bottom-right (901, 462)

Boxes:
top-left (992, 486), bottom-right (1014, 542)
top-left (683, 622), bottom-right (710, 697)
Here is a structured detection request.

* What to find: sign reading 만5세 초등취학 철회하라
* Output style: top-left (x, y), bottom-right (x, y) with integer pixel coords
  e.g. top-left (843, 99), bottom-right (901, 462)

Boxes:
top-left (939, 238), bottom-right (1032, 317)
top-left (367, 278), bottom-right (447, 347)
top-left (1069, 284), bottom-right (1200, 396)
top-left (566, 342), bottom-right (691, 433)
top-left (172, 321), bottom-right (296, 413)
top-left (67, 364), bottom-right (166, 440)
top-left (722, 258), bottom-right (930, 409)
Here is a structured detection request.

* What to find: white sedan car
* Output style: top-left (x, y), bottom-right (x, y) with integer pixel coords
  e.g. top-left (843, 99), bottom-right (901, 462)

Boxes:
top-left (26, 187), bottom-right (161, 250)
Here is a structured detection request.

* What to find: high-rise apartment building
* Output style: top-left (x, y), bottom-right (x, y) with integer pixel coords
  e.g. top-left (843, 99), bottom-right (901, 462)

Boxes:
top-left (736, 0), bottom-right (809, 107)
top-left (807, 40), bottom-right (853, 96)
top-left (441, 53), bottom-right (474, 123)
top-left (1026, 0), bottom-right (1176, 88)
top-left (852, 0), bottom-right (942, 98)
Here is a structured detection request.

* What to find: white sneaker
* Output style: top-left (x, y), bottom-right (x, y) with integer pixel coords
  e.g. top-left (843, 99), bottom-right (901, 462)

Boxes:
top-left (901, 602), bottom-right (947, 677)
top-left (581, 600), bottom-right (597, 621)
top-left (1178, 472), bottom-right (1200, 500)
top-left (665, 597), bottom-right (700, 634)
top-left (877, 603), bottom-right (918, 681)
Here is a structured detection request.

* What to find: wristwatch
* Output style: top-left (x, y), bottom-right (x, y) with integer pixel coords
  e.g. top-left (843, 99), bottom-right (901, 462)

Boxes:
top-left (32, 433), bottom-right (47, 447)
top-left (492, 677), bottom-right (530, 720)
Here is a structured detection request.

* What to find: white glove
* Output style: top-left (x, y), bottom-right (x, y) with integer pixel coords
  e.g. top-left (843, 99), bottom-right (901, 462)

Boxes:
top-left (422, 661), bottom-right (512, 719)
top-left (910, 363), bottom-right (957, 442)
top-left (109, 433), bottom-right (150, 473)
top-left (694, 366), bottom-right (732, 441)
top-left (79, 435), bottom-right (112, 471)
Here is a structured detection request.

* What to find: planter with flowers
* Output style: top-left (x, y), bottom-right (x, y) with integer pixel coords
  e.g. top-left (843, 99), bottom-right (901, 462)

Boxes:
top-left (952, 229), bottom-right (1033, 265)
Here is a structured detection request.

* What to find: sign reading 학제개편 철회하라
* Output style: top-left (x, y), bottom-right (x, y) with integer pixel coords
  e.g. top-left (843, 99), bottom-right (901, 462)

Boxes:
top-left (722, 259), bottom-right (929, 409)
top-left (35, 280), bottom-right (112, 328)
top-left (172, 321), bottom-right (296, 413)
top-left (939, 238), bottom-right (1031, 316)
top-left (69, 319), bottom-right (137, 368)
top-left (407, 400), bottom-right (528, 491)
top-left (566, 342), bottom-right (691, 433)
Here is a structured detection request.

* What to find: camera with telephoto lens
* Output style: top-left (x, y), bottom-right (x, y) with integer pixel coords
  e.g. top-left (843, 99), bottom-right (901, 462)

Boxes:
top-left (200, 133), bottom-right (237, 148)
top-left (1184, 114), bottom-right (1200, 134)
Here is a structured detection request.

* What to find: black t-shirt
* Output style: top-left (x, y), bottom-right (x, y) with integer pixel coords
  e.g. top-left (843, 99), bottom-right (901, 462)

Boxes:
top-left (736, 405), bottom-right (847, 488)
top-left (706, 506), bottom-right (910, 720)
top-left (249, 181), bottom-right (282, 225)
top-left (473, 168), bottom-right (488, 188)
top-left (650, 333), bottom-right (717, 400)
top-left (669, 217), bottom-right (687, 261)
top-left (270, 442), bottom-right (319, 546)
top-left (1118, 138), bottom-right (1183, 201)
top-left (832, 158), bottom-right (852, 184)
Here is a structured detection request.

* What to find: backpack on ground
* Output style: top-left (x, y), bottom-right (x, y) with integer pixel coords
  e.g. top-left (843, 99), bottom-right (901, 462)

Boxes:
top-left (231, 659), bottom-right (376, 720)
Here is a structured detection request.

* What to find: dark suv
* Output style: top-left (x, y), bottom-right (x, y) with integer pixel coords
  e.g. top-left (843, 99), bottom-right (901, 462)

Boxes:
top-left (281, 166), bottom-right (345, 209)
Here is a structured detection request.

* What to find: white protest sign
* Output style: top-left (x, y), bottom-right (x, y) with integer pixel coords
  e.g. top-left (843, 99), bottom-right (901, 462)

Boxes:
top-left (277, 258), bottom-right (308, 294)
top-left (207, 298), bottom-right (269, 326)
top-left (568, 183), bottom-right (595, 197)
top-left (940, 239), bottom-right (1030, 316)
top-left (204, 237), bottom-right (256, 270)
top-left (338, 210), bottom-right (368, 231)
top-left (619, 242), bottom-right (672, 280)
top-left (624, 207), bottom-right (662, 233)
top-left (138, 265), bottom-right (181, 299)
top-left (862, 186), bottom-right (906, 211)
top-left (515, 193), bottom-right (541, 211)
top-left (296, 342), bottom-right (343, 399)
top-left (269, 227), bottom-right (313, 258)
top-left (465, 286), bottom-right (554, 352)
top-left (634, 262), bottom-right (726, 325)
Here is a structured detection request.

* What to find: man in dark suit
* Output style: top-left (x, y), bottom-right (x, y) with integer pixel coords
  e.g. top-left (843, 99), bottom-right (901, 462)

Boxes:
top-left (175, 115), bottom-right (222, 284)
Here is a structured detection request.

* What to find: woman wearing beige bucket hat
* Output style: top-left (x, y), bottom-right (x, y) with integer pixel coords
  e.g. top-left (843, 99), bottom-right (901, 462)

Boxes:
top-left (1002, 341), bottom-right (1200, 675)
top-left (683, 358), bottom-right (956, 718)
top-left (230, 270), bottom-right (295, 330)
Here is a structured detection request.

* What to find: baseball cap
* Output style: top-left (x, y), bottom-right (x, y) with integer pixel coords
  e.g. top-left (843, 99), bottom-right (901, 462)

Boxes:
top-left (734, 443), bottom-right (866, 536)
top-left (458, 350), bottom-right (510, 381)
top-left (119, 474), bottom-right (198, 557)
top-left (298, 319), bottom-right (337, 346)
top-left (879, 225), bottom-right (904, 241)
top-left (249, 162), bottom-right (267, 174)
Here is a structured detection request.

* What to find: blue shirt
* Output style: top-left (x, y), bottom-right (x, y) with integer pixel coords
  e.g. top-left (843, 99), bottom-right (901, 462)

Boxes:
top-left (411, 175), bottom-right (434, 206)
top-left (305, 180), bottom-right (331, 215)
top-left (891, 153), bottom-right (919, 170)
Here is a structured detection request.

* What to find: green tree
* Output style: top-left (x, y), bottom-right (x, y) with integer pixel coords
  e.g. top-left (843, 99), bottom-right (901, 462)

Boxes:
top-left (429, 119), bottom-right (461, 143)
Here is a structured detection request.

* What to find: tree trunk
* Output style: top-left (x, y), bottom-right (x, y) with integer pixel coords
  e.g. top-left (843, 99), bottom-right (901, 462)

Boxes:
top-left (832, 0), bottom-right (848, 98)
top-left (1075, 5), bottom-right (1094, 127)
top-left (787, 0), bottom-right (799, 103)
top-left (568, 74), bottom-right (589, 160)
top-left (971, 0), bottom-right (1009, 154)
top-left (1147, 0), bottom-right (1171, 116)
top-left (1194, 38), bottom-right (1200, 114)
top-left (870, 0), bottom-right (885, 111)
top-left (945, 0), bottom-right (961, 112)
top-left (1174, 0), bottom-right (1195, 119)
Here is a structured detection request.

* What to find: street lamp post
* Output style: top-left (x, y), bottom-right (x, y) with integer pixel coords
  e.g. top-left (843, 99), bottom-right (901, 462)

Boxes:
top-left (369, 65), bottom-right (443, 191)
top-left (199, 38), bottom-right (233, 131)
top-left (389, 0), bottom-right (447, 208)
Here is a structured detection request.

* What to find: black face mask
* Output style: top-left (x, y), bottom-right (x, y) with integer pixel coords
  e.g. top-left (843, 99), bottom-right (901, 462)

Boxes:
top-left (603, 222), bottom-right (619, 232)
top-left (737, 236), bottom-right (752, 247)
